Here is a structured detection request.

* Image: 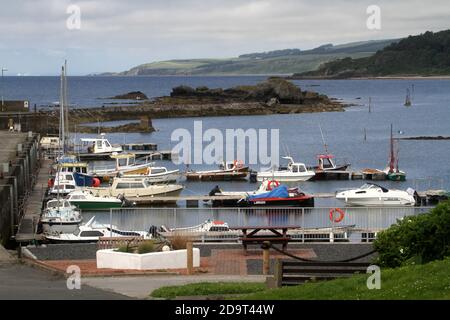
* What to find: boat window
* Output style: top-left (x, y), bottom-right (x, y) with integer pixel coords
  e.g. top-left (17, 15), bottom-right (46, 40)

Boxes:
top-left (105, 140), bottom-right (111, 148)
top-left (129, 183), bottom-right (144, 188)
top-left (118, 158), bottom-right (127, 167)
top-left (80, 231), bottom-right (104, 237)
top-left (292, 165), bottom-right (299, 173)
top-left (74, 228), bottom-right (81, 236)
top-left (65, 175), bottom-right (73, 180)
top-left (66, 185), bottom-right (76, 190)
top-left (298, 165), bottom-right (306, 172)
top-left (128, 157), bottom-right (135, 166)
top-left (107, 227), bottom-right (141, 237)
top-left (96, 140), bottom-right (102, 149)
top-left (210, 226), bottom-right (229, 232)
top-left (150, 168), bottom-right (166, 174)
top-left (116, 183), bottom-right (130, 189)
top-left (323, 159), bottom-right (333, 169)
top-left (356, 191), bottom-right (366, 194)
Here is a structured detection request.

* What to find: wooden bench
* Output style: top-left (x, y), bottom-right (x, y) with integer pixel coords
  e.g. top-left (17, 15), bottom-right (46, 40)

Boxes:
top-left (231, 225), bottom-right (300, 252)
top-left (274, 259), bottom-right (371, 287)
top-left (241, 236), bottom-right (291, 251)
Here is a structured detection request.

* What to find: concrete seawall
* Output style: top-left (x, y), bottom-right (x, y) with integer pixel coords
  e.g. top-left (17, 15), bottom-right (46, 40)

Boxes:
top-left (0, 131), bottom-right (40, 247)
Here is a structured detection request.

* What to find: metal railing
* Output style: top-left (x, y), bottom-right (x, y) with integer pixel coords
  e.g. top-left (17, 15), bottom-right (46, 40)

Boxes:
top-left (84, 206), bottom-right (436, 243)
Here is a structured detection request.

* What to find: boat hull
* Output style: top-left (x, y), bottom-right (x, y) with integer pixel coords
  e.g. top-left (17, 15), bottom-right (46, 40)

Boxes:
top-left (41, 221), bottom-right (81, 234)
top-left (337, 197), bottom-right (415, 207)
top-left (256, 173), bottom-right (315, 182)
top-left (213, 196), bottom-right (315, 207)
top-left (186, 167), bottom-right (249, 181)
top-left (69, 200), bottom-right (123, 210)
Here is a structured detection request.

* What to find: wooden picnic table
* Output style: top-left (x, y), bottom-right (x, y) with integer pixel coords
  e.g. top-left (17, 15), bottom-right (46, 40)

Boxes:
top-left (230, 225), bottom-right (301, 252)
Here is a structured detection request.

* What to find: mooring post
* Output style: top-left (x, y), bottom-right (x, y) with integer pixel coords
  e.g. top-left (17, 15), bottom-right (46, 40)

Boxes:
top-left (262, 241), bottom-right (271, 275)
top-left (186, 241), bottom-right (193, 275)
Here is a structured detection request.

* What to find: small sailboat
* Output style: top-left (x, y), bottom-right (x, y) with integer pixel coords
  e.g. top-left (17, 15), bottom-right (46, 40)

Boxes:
top-left (404, 88), bottom-right (412, 106)
top-left (384, 124), bottom-right (406, 181)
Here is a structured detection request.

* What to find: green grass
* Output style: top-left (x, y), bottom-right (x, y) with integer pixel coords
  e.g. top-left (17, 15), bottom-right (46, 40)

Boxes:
top-left (150, 258), bottom-right (450, 300)
top-left (150, 282), bottom-right (266, 299)
top-left (241, 257), bottom-right (450, 300)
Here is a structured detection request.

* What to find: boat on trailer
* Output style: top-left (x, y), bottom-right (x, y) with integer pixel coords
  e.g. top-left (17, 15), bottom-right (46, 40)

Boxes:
top-left (185, 160), bottom-right (249, 181)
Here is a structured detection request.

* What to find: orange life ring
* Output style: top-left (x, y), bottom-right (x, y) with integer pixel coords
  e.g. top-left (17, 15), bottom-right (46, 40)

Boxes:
top-left (329, 208), bottom-right (345, 223)
top-left (267, 180), bottom-right (280, 191)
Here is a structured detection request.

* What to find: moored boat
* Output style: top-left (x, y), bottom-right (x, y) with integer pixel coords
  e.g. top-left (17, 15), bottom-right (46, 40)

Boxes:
top-left (122, 166), bottom-right (179, 183)
top-left (78, 133), bottom-right (123, 161)
top-left (66, 190), bottom-right (124, 210)
top-left (185, 160), bottom-right (249, 181)
top-left (335, 183), bottom-right (416, 206)
top-left (257, 156), bottom-right (315, 182)
top-left (88, 153), bottom-right (154, 180)
top-left (41, 199), bottom-right (82, 234)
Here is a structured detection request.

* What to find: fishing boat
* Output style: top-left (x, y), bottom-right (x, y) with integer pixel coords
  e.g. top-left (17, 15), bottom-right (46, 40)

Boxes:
top-left (209, 181), bottom-right (314, 207)
top-left (88, 153), bottom-right (154, 180)
top-left (78, 133), bottom-right (123, 161)
top-left (44, 217), bottom-right (152, 243)
top-left (309, 154), bottom-right (351, 180)
top-left (384, 124), bottom-right (406, 181)
top-left (404, 88), bottom-right (412, 106)
top-left (335, 183), bottom-right (416, 206)
top-left (85, 177), bottom-right (184, 204)
top-left (49, 172), bottom-right (80, 196)
top-left (66, 190), bottom-right (124, 210)
top-left (185, 160), bottom-right (249, 181)
top-left (122, 166), bottom-right (179, 183)
top-left (41, 199), bottom-right (82, 234)
top-left (257, 156), bottom-right (315, 182)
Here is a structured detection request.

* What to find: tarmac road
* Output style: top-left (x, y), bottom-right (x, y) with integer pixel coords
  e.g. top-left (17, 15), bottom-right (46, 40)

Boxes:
top-left (0, 263), bottom-right (129, 300)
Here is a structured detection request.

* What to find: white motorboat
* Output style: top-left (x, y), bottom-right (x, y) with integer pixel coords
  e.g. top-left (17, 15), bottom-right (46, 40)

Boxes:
top-left (335, 183), bottom-right (416, 207)
top-left (122, 166), bottom-right (179, 184)
top-left (44, 217), bottom-right (152, 243)
top-left (49, 172), bottom-right (80, 196)
top-left (160, 219), bottom-right (231, 233)
top-left (41, 199), bottom-right (82, 234)
top-left (85, 177), bottom-right (183, 204)
top-left (78, 133), bottom-right (123, 160)
top-left (89, 153), bottom-right (154, 179)
top-left (257, 156), bottom-right (315, 182)
top-left (66, 190), bottom-right (124, 210)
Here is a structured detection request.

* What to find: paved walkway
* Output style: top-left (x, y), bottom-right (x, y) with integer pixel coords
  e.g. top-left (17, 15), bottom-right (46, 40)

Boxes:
top-left (0, 245), bottom-right (16, 265)
top-left (0, 263), bottom-right (129, 300)
top-left (83, 274), bottom-right (266, 299)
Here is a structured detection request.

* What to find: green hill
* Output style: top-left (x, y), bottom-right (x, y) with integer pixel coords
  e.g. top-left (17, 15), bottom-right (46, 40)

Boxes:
top-left (112, 39), bottom-right (396, 76)
top-left (295, 30), bottom-right (450, 78)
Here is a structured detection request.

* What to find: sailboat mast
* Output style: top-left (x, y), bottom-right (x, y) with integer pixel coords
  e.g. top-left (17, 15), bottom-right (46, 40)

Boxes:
top-left (59, 66), bottom-right (65, 156)
top-left (319, 124), bottom-right (329, 154)
top-left (389, 124), bottom-right (395, 173)
top-left (64, 60), bottom-right (70, 152)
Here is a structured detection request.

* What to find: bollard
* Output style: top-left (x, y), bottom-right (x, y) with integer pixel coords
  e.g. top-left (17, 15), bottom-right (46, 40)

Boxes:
top-left (262, 241), bottom-right (271, 275)
top-left (186, 241), bottom-right (193, 275)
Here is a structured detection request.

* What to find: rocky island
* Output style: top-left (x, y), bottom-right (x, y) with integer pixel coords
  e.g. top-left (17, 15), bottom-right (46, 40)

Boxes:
top-left (40, 78), bottom-right (346, 133)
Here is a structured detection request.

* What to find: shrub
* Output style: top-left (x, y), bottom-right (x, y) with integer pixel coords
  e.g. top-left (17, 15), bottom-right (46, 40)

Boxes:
top-left (374, 201), bottom-right (450, 268)
top-left (170, 233), bottom-right (194, 250)
top-left (116, 244), bottom-right (134, 253)
top-left (137, 240), bottom-right (155, 254)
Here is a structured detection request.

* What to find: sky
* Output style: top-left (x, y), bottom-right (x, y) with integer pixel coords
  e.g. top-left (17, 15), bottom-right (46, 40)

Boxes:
top-left (0, 0), bottom-right (449, 75)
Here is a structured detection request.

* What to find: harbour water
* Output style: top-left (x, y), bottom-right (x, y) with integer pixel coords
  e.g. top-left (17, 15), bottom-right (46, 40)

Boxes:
top-left (5, 76), bottom-right (450, 229)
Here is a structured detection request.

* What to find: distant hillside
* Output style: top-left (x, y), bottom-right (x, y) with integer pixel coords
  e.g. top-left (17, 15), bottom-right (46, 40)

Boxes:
top-left (107, 39), bottom-right (396, 76)
top-left (295, 30), bottom-right (450, 78)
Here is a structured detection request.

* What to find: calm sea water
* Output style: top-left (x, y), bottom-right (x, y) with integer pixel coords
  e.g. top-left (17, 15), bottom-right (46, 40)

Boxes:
top-left (4, 76), bottom-right (450, 228)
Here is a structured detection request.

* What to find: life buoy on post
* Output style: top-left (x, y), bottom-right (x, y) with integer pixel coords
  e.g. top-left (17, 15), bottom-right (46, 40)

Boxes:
top-left (329, 208), bottom-right (345, 223)
top-left (267, 180), bottom-right (280, 191)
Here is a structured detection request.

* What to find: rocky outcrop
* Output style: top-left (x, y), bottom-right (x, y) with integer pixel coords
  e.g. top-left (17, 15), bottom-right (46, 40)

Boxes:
top-left (108, 91), bottom-right (149, 100)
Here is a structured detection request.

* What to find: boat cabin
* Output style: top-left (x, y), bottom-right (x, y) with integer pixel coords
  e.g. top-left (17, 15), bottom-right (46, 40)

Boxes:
top-left (219, 160), bottom-right (244, 171)
top-left (316, 154), bottom-right (337, 170)
top-left (81, 134), bottom-right (122, 154)
top-left (46, 199), bottom-right (73, 209)
top-left (287, 162), bottom-right (308, 173)
top-left (40, 136), bottom-right (60, 150)
top-left (58, 162), bottom-right (88, 174)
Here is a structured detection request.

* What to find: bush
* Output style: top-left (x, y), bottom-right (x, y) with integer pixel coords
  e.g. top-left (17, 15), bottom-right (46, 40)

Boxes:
top-left (116, 244), bottom-right (134, 253)
top-left (374, 201), bottom-right (450, 268)
top-left (170, 233), bottom-right (194, 250)
top-left (137, 240), bottom-right (155, 254)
